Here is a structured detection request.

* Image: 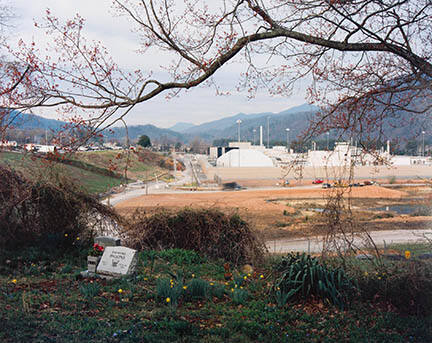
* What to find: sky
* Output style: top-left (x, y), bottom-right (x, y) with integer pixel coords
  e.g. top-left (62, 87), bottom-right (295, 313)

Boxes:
top-left (11, 0), bottom-right (308, 128)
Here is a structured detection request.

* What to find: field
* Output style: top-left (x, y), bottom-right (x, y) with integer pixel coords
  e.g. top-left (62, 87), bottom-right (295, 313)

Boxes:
top-left (0, 149), bottom-right (175, 194)
top-left (73, 149), bottom-right (174, 181)
top-left (0, 151), bottom-right (124, 194)
top-left (116, 185), bottom-right (432, 240)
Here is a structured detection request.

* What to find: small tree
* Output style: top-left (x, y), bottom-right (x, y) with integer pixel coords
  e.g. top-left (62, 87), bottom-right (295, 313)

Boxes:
top-left (137, 135), bottom-right (151, 148)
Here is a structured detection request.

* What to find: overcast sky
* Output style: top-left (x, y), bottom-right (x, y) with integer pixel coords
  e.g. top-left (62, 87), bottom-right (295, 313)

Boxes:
top-left (12, 0), bottom-right (308, 128)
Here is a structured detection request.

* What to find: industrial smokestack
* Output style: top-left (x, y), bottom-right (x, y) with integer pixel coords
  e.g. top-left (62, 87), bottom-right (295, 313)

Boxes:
top-left (260, 126), bottom-right (263, 146)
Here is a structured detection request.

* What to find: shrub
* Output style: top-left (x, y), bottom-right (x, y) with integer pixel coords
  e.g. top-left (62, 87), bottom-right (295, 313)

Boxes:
top-left (125, 208), bottom-right (266, 265)
top-left (357, 260), bottom-right (432, 316)
top-left (0, 165), bottom-right (121, 253)
top-left (273, 253), bottom-right (356, 309)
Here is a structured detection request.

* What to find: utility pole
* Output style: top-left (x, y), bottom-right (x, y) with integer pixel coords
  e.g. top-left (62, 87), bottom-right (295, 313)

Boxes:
top-left (267, 116), bottom-right (270, 148)
top-left (326, 132), bottom-right (330, 150)
top-left (253, 129), bottom-right (256, 146)
top-left (422, 131), bottom-right (426, 156)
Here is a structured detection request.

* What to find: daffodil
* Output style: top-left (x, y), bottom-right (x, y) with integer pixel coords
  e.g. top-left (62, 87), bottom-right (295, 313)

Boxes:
top-left (11, 279), bottom-right (17, 284)
top-left (405, 250), bottom-right (411, 259)
top-left (260, 274), bottom-right (264, 279)
top-left (118, 289), bottom-right (123, 294)
top-left (166, 297), bottom-right (171, 303)
top-left (183, 286), bottom-right (187, 290)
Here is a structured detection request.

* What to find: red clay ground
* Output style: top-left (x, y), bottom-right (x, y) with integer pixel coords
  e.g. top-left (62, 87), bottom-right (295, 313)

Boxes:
top-left (114, 185), bottom-right (432, 240)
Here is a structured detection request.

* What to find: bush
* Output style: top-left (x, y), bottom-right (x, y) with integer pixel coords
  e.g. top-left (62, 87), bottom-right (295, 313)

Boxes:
top-left (125, 208), bottom-right (266, 265)
top-left (0, 165), bottom-right (121, 253)
top-left (273, 253), bottom-right (356, 309)
top-left (357, 260), bottom-right (432, 316)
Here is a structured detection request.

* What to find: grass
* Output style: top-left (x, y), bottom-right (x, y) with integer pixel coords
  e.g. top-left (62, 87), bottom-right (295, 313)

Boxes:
top-left (1, 246), bottom-right (431, 342)
top-left (0, 149), bottom-right (175, 194)
top-left (0, 151), bottom-right (124, 194)
top-left (73, 149), bottom-right (173, 182)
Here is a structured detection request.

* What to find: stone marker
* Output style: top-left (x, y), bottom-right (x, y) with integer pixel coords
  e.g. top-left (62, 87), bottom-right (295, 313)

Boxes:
top-left (94, 236), bottom-right (121, 248)
top-left (97, 246), bottom-right (138, 278)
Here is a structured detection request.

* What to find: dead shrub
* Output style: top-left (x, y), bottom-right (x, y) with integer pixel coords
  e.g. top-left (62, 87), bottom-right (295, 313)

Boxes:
top-left (124, 207), bottom-right (266, 265)
top-left (0, 165), bottom-right (121, 252)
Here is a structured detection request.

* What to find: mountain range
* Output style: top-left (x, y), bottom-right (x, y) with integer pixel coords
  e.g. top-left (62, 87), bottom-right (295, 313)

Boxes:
top-left (6, 104), bottom-right (318, 144)
top-left (5, 102), bottom-right (427, 145)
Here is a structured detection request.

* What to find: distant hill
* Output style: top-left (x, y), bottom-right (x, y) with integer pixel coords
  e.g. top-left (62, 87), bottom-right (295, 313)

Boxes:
top-left (105, 124), bottom-right (185, 143)
top-left (181, 104), bottom-right (319, 142)
top-left (168, 122), bottom-right (196, 133)
top-left (6, 102), bottom-right (426, 146)
top-left (4, 110), bottom-right (66, 131)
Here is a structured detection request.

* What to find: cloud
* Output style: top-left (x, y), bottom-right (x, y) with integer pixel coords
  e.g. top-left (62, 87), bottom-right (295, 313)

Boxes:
top-left (12, 0), bottom-right (308, 127)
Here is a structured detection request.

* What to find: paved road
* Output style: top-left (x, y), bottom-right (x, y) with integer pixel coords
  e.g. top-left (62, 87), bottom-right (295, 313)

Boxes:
top-left (266, 229), bottom-right (432, 254)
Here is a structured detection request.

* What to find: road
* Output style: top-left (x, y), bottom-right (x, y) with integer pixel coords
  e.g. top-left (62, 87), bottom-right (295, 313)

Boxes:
top-left (266, 229), bottom-right (432, 254)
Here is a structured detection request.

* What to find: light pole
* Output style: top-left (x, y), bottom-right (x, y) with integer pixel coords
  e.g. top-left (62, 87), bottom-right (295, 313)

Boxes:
top-left (286, 128), bottom-right (290, 152)
top-left (422, 131), bottom-right (426, 156)
top-left (236, 119), bottom-right (242, 142)
top-left (326, 132), bottom-right (330, 150)
top-left (267, 116), bottom-right (270, 148)
top-left (253, 129), bottom-right (256, 146)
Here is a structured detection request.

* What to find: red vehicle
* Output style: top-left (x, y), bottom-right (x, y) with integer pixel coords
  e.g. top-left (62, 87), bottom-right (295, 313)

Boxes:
top-left (312, 179), bottom-right (324, 184)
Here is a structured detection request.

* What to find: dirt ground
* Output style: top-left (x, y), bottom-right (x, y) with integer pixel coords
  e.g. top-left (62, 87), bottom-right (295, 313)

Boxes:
top-left (116, 185), bottom-right (432, 240)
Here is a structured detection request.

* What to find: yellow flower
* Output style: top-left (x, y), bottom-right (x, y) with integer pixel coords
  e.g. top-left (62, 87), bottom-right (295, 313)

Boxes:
top-left (240, 286), bottom-right (243, 289)
top-left (76, 237), bottom-right (80, 240)
top-left (117, 289), bottom-right (123, 294)
top-left (405, 250), bottom-right (411, 259)
top-left (243, 276), bottom-right (247, 280)
top-left (364, 272), bottom-right (368, 276)
top-left (235, 284), bottom-right (238, 288)
top-left (11, 279), bottom-right (17, 284)
top-left (64, 233), bottom-right (68, 237)
top-left (260, 274), bottom-right (264, 279)
top-left (166, 297), bottom-right (171, 303)
top-left (225, 282), bottom-right (229, 286)
top-left (183, 286), bottom-right (187, 290)
top-left (210, 282), bottom-right (214, 286)
top-left (378, 277), bottom-right (381, 280)
top-left (231, 288), bottom-right (234, 292)
top-left (144, 277), bottom-right (148, 281)
top-left (247, 273), bottom-right (251, 277)
top-left (192, 274), bottom-right (195, 278)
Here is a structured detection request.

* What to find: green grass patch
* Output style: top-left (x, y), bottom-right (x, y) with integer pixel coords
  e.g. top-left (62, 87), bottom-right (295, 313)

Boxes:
top-left (0, 151), bottom-right (124, 194)
top-left (1, 246), bottom-right (431, 342)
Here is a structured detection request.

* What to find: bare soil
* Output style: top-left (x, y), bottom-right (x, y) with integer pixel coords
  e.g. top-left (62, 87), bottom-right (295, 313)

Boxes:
top-left (116, 185), bottom-right (432, 240)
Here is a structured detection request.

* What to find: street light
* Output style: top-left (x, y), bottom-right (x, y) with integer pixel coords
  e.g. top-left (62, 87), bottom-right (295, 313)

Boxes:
top-left (422, 131), bottom-right (426, 156)
top-left (253, 129), bottom-right (257, 146)
top-left (236, 119), bottom-right (242, 142)
top-left (286, 128), bottom-right (290, 152)
top-left (267, 116), bottom-right (270, 148)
